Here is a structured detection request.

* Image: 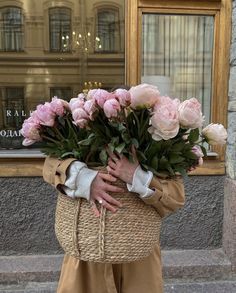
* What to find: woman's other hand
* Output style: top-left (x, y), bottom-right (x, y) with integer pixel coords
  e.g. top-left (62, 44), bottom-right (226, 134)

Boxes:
top-left (106, 146), bottom-right (139, 185)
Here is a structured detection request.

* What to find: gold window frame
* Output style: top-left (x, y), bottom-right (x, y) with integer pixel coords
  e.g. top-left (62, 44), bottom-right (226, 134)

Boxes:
top-left (126, 0), bottom-right (231, 175)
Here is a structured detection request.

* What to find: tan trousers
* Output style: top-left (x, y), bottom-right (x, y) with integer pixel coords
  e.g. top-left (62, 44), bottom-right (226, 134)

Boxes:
top-left (57, 244), bottom-right (163, 293)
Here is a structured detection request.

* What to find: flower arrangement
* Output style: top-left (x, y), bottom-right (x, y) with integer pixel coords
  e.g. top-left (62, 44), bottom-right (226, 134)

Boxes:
top-left (20, 84), bottom-right (227, 177)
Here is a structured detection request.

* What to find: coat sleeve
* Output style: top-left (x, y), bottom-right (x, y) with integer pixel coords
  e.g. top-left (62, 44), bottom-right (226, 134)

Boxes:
top-left (141, 176), bottom-right (185, 218)
top-left (42, 156), bottom-right (77, 194)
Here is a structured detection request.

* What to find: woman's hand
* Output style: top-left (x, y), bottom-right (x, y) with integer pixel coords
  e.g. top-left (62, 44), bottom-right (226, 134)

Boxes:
top-left (106, 146), bottom-right (139, 185)
top-left (90, 172), bottom-right (123, 217)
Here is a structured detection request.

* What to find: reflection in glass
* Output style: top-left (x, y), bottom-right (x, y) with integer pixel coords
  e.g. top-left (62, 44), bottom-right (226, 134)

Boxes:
top-left (142, 14), bottom-right (214, 125)
top-left (49, 7), bottom-right (71, 52)
top-left (0, 0), bottom-right (125, 150)
top-left (0, 7), bottom-right (23, 51)
top-left (96, 9), bottom-right (120, 52)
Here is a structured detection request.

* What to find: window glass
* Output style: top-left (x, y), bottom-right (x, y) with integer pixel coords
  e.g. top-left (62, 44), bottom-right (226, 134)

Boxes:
top-left (96, 9), bottom-right (120, 52)
top-left (0, 7), bottom-right (23, 51)
top-left (49, 7), bottom-right (71, 52)
top-left (142, 14), bottom-right (214, 126)
top-left (50, 87), bottom-right (72, 101)
top-left (0, 0), bottom-right (125, 151)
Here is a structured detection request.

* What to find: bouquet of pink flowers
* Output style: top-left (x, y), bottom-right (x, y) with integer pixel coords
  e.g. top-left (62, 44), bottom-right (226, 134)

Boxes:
top-left (20, 84), bottom-right (227, 177)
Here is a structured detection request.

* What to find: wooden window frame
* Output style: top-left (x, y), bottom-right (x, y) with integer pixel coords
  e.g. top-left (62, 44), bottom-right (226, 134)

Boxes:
top-left (0, 0), bottom-right (231, 177)
top-left (126, 0), bottom-right (231, 175)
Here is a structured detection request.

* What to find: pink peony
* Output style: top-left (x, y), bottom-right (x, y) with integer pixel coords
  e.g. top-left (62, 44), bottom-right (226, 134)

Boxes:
top-left (192, 145), bottom-right (204, 157)
top-left (103, 98), bottom-right (121, 118)
top-left (84, 99), bottom-right (97, 120)
top-left (148, 97), bottom-right (179, 141)
top-left (178, 98), bottom-right (204, 129)
top-left (35, 102), bottom-right (56, 127)
top-left (88, 89), bottom-right (110, 108)
top-left (129, 83), bottom-right (160, 109)
top-left (202, 123), bottom-right (227, 145)
top-left (114, 89), bottom-right (131, 107)
top-left (69, 96), bottom-right (85, 112)
top-left (72, 108), bottom-right (89, 128)
top-left (50, 96), bottom-right (68, 116)
top-left (20, 117), bottom-right (41, 144)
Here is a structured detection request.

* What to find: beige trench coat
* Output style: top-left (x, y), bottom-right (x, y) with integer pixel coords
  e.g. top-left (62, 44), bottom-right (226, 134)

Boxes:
top-left (43, 157), bottom-right (185, 293)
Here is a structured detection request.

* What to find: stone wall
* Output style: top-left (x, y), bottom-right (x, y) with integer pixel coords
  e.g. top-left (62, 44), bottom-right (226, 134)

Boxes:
top-left (223, 0), bottom-right (236, 270)
top-left (0, 176), bottom-right (224, 255)
top-left (226, 0), bottom-right (236, 180)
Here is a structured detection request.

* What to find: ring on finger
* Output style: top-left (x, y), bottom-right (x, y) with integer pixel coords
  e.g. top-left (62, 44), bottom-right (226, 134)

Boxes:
top-left (98, 199), bottom-right (103, 205)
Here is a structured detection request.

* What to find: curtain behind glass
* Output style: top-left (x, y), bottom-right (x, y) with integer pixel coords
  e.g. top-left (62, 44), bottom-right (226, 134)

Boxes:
top-left (0, 7), bottom-right (23, 51)
top-left (142, 14), bottom-right (214, 125)
top-left (49, 7), bottom-right (71, 52)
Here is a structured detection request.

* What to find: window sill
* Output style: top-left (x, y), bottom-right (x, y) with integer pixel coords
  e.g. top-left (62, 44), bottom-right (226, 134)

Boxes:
top-left (0, 157), bottom-right (226, 177)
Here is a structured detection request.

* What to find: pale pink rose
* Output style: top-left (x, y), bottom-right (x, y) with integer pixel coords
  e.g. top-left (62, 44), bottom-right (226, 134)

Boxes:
top-left (202, 123), bottom-right (227, 145)
top-left (72, 108), bottom-right (89, 128)
top-left (129, 83), bottom-right (160, 109)
top-left (36, 103), bottom-right (56, 127)
top-left (114, 89), bottom-right (131, 107)
top-left (178, 98), bottom-right (204, 129)
top-left (84, 99), bottom-right (97, 120)
top-left (103, 98), bottom-right (121, 118)
top-left (50, 97), bottom-right (68, 116)
top-left (69, 96), bottom-right (85, 112)
top-left (89, 89), bottom-right (110, 108)
top-left (148, 98), bottom-right (179, 141)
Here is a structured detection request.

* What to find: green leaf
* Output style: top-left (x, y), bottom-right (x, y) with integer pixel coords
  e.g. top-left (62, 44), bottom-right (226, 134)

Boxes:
top-left (185, 151), bottom-right (198, 160)
top-left (188, 128), bottom-right (200, 143)
top-left (121, 132), bottom-right (131, 144)
top-left (99, 149), bottom-right (108, 165)
top-left (115, 142), bottom-right (126, 154)
top-left (151, 156), bottom-right (158, 169)
top-left (169, 154), bottom-right (185, 164)
top-left (159, 156), bottom-right (168, 169)
top-left (131, 138), bottom-right (139, 148)
top-left (108, 142), bottom-right (115, 152)
top-left (136, 150), bottom-right (147, 162)
top-left (200, 145), bottom-right (207, 157)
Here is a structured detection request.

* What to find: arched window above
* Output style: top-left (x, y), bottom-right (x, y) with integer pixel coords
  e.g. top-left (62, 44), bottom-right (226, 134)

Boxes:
top-left (96, 8), bottom-right (120, 53)
top-left (0, 6), bottom-right (24, 52)
top-left (49, 7), bottom-right (71, 52)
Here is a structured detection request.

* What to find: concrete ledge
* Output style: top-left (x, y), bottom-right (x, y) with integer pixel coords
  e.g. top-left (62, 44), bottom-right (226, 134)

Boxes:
top-left (0, 255), bottom-right (62, 284)
top-left (0, 249), bottom-right (232, 284)
top-left (162, 248), bottom-right (232, 280)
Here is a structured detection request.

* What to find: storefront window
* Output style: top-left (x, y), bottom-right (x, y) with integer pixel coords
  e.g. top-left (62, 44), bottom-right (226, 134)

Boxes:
top-left (0, 0), bottom-right (125, 152)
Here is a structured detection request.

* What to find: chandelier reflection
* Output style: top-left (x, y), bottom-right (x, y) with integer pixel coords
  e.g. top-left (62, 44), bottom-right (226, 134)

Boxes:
top-left (82, 81), bottom-right (103, 94)
top-left (61, 31), bottom-right (102, 53)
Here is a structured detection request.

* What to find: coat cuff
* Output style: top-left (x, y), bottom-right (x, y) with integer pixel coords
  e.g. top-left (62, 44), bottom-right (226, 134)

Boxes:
top-left (126, 165), bottom-right (154, 198)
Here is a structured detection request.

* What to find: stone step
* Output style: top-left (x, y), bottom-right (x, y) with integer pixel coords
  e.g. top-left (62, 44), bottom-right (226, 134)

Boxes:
top-left (1, 280), bottom-right (236, 293)
top-left (0, 249), bottom-right (232, 284)
top-left (164, 280), bottom-right (236, 293)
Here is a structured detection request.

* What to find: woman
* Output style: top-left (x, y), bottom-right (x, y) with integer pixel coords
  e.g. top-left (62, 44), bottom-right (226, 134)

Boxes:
top-left (43, 148), bottom-right (185, 293)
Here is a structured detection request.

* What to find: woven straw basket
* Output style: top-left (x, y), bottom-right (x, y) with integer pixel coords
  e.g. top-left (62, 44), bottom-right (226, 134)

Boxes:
top-left (55, 171), bottom-right (162, 263)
